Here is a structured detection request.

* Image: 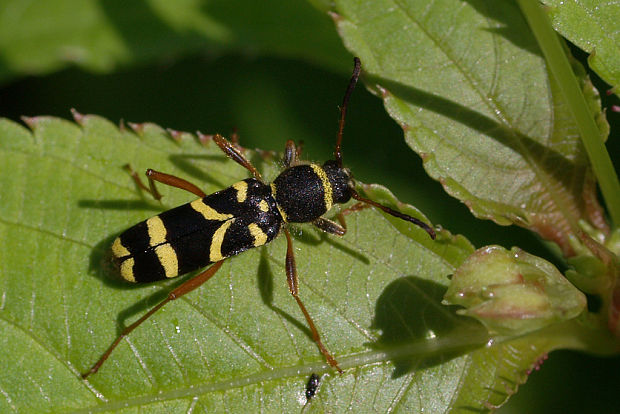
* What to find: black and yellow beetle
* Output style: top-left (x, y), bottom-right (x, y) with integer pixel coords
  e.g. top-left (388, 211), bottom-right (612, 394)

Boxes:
top-left (82, 58), bottom-right (436, 378)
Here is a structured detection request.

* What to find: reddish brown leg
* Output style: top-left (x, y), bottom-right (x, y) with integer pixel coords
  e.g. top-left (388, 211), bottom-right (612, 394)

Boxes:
top-left (283, 140), bottom-right (304, 168)
top-left (230, 128), bottom-right (240, 145)
top-left (82, 261), bottom-right (225, 379)
top-left (213, 134), bottom-right (263, 181)
top-left (283, 228), bottom-right (343, 373)
top-left (296, 141), bottom-right (304, 160)
top-left (124, 164), bottom-right (162, 200)
top-left (340, 202), bottom-right (371, 217)
top-left (312, 217), bottom-right (346, 236)
top-left (284, 140), bottom-right (298, 168)
top-left (124, 164), bottom-right (206, 200)
top-left (312, 203), bottom-right (370, 236)
top-left (146, 169), bottom-right (206, 198)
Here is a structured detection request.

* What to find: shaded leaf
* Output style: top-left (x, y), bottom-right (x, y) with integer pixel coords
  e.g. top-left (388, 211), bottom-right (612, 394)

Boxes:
top-left (0, 0), bottom-right (348, 84)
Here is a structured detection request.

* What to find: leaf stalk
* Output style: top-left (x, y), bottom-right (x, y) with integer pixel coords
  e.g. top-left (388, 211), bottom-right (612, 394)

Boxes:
top-left (517, 0), bottom-right (620, 228)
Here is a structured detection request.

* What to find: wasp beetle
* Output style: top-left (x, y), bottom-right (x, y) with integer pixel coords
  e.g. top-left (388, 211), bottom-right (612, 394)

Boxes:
top-left (82, 58), bottom-right (435, 378)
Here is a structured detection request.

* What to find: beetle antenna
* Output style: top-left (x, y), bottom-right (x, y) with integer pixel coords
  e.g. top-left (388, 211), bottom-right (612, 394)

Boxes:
top-left (351, 190), bottom-right (436, 239)
top-left (334, 57), bottom-right (362, 167)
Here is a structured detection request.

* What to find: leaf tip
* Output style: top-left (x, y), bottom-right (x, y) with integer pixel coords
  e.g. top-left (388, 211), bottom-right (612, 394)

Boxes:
top-left (196, 131), bottom-right (214, 146)
top-left (589, 47), bottom-right (597, 59)
top-left (128, 122), bottom-right (145, 136)
top-left (375, 84), bottom-right (390, 98)
top-left (166, 128), bottom-right (185, 143)
top-left (20, 115), bottom-right (42, 130)
top-left (70, 108), bottom-right (85, 125)
top-left (419, 151), bottom-right (431, 162)
top-left (327, 10), bottom-right (342, 22)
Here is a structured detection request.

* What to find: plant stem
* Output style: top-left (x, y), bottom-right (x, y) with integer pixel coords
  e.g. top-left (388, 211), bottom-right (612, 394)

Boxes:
top-left (517, 0), bottom-right (620, 228)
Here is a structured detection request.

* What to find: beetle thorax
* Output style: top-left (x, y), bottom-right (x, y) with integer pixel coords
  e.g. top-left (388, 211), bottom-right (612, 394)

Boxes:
top-left (271, 160), bottom-right (352, 223)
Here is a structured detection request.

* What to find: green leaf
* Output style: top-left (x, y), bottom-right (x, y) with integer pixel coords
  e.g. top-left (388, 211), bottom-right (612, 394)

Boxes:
top-left (0, 0), bottom-right (348, 84)
top-left (331, 0), bottom-right (609, 256)
top-left (542, 0), bottom-right (620, 93)
top-left (1, 115), bottom-right (580, 412)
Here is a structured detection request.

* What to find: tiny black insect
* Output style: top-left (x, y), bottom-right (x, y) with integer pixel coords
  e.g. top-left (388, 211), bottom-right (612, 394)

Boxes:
top-left (82, 57), bottom-right (436, 378)
top-left (305, 373), bottom-right (320, 401)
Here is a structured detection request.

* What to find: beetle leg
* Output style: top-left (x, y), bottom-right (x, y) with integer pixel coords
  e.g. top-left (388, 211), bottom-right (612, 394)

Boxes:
top-left (82, 261), bottom-right (225, 379)
top-left (212, 134), bottom-right (263, 181)
top-left (283, 228), bottom-right (342, 373)
top-left (123, 164), bottom-right (206, 200)
top-left (312, 217), bottom-right (346, 236)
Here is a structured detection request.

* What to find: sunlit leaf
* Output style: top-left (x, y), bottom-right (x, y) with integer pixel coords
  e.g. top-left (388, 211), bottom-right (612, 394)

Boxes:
top-left (331, 0), bottom-right (608, 256)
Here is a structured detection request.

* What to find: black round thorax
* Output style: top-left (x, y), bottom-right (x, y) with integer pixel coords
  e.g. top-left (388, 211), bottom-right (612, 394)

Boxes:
top-left (272, 164), bottom-right (326, 223)
top-left (271, 162), bottom-right (352, 223)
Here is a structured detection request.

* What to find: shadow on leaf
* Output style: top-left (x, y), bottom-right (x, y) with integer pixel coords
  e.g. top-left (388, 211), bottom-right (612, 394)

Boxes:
top-left (168, 153), bottom-right (231, 189)
top-left (290, 225), bottom-right (371, 265)
top-left (367, 75), bottom-right (583, 179)
top-left (462, 0), bottom-right (542, 56)
top-left (112, 274), bottom-right (194, 336)
top-left (78, 199), bottom-right (162, 211)
top-left (371, 276), bottom-right (487, 378)
top-left (366, 74), bottom-right (601, 255)
top-left (87, 231), bottom-right (197, 337)
top-left (88, 233), bottom-right (127, 288)
top-left (257, 249), bottom-right (312, 338)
